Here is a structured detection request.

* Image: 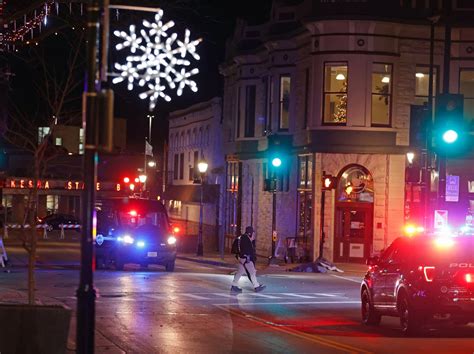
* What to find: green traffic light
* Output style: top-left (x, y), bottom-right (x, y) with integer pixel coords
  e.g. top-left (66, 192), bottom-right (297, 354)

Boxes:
top-left (442, 129), bottom-right (458, 144)
top-left (271, 157), bottom-right (282, 167)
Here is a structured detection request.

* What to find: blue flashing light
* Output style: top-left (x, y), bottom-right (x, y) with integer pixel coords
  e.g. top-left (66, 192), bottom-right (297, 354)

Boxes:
top-left (137, 241), bottom-right (145, 248)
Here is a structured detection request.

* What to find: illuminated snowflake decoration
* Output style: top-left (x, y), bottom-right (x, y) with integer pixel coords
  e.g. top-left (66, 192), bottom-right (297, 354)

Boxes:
top-left (112, 9), bottom-right (201, 111)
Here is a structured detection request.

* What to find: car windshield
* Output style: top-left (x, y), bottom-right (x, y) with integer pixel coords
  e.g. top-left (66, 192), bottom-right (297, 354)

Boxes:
top-left (118, 210), bottom-right (169, 237)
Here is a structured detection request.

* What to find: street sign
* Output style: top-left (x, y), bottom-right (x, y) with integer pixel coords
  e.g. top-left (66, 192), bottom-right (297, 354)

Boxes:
top-left (434, 210), bottom-right (448, 229)
top-left (445, 175), bottom-right (460, 202)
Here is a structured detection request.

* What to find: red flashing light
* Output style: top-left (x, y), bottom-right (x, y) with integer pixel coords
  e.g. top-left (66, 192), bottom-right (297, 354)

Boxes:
top-left (134, 177), bottom-right (139, 183)
top-left (129, 210), bottom-right (138, 217)
top-left (173, 226), bottom-right (180, 234)
top-left (123, 177), bottom-right (130, 183)
top-left (465, 273), bottom-right (473, 283)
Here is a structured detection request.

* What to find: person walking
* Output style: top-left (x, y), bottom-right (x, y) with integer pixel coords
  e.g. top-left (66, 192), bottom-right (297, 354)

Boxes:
top-left (231, 226), bottom-right (266, 293)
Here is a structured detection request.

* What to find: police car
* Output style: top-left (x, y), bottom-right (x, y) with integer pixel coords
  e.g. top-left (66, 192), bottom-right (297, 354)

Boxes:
top-left (361, 233), bottom-right (474, 335)
top-left (95, 197), bottom-right (177, 272)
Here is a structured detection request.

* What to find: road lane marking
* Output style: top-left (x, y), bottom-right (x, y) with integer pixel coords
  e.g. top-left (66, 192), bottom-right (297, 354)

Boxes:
top-left (331, 274), bottom-right (362, 283)
top-left (214, 300), bottom-right (360, 306)
top-left (212, 293), bottom-right (236, 298)
top-left (182, 294), bottom-right (209, 300)
top-left (313, 293), bottom-right (338, 297)
top-left (216, 305), bottom-right (371, 354)
top-left (246, 293), bottom-right (280, 299)
top-left (281, 293), bottom-right (318, 299)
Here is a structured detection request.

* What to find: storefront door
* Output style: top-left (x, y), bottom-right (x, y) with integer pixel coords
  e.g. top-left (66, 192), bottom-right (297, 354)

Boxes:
top-left (334, 204), bottom-right (373, 263)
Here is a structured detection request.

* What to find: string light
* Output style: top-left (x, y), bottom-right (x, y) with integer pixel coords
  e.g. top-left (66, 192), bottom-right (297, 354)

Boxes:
top-left (3, 1), bottom-right (54, 44)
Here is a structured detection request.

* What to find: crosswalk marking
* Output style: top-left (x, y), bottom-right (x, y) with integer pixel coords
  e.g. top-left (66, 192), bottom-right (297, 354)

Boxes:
top-left (281, 293), bottom-right (316, 299)
top-left (247, 293), bottom-right (280, 299)
top-left (182, 294), bottom-right (209, 300)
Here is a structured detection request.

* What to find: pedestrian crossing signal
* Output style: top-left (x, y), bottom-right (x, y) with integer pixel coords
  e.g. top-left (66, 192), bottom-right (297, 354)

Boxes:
top-left (322, 175), bottom-right (337, 190)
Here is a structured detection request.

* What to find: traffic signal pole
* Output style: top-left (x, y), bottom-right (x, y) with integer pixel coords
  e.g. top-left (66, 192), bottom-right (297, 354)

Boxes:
top-left (438, 3), bottom-right (451, 211)
top-left (76, 1), bottom-right (100, 352)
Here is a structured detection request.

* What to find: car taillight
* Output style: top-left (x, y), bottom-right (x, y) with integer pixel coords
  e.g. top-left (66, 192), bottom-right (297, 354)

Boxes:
top-left (419, 266), bottom-right (436, 282)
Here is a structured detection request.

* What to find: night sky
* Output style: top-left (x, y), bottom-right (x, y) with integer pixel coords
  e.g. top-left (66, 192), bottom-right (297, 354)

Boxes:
top-left (5, 0), bottom-right (274, 153)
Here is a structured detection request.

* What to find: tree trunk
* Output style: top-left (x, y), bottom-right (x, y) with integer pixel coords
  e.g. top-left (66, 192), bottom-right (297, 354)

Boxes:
top-left (27, 164), bottom-right (40, 305)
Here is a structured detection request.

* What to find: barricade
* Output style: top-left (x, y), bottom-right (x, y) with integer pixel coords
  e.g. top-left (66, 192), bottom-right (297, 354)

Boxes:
top-left (59, 224), bottom-right (81, 239)
top-left (0, 237), bottom-right (7, 268)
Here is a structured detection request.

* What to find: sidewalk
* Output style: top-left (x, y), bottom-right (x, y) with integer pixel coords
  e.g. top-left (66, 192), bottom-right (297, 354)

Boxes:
top-left (176, 251), bottom-right (368, 275)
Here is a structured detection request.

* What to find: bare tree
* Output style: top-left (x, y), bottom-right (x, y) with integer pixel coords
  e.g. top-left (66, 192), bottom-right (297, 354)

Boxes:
top-left (3, 31), bottom-right (84, 304)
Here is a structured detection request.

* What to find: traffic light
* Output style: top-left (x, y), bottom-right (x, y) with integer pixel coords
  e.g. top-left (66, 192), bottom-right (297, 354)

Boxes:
top-left (266, 134), bottom-right (292, 171)
top-left (433, 93), bottom-right (470, 156)
top-left (322, 174), bottom-right (337, 190)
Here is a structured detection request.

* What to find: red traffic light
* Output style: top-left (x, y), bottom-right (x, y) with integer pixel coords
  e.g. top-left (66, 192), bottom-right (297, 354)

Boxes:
top-left (322, 175), bottom-right (337, 190)
top-left (123, 177), bottom-right (130, 183)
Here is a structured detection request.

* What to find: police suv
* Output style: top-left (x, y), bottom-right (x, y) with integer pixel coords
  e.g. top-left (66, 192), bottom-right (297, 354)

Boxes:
top-left (95, 197), bottom-right (177, 272)
top-left (361, 234), bottom-right (474, 335)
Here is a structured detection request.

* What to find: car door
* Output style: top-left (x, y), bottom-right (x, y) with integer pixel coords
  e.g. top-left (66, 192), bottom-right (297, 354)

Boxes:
top-left (382, 240), bottom-right (408, 308)
top-left (371, 244), bottom-right (396, 306)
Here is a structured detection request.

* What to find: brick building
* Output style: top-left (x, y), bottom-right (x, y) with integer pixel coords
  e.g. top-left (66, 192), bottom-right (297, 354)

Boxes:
top-left (220, 0), bottom-right (474, 262)
top-left (165, 97), bottom-right (225, 252)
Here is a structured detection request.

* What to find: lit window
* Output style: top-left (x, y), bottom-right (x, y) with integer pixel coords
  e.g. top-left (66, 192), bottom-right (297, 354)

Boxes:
top-left (55, 137), bottom-right (62, 146)
top-left (371, 63), bottom-right (392, 126)
top-left (460, 69), bottom-right (474, 122)
top-left (38, 127), bottom-right (50, 144)
top-left (415, 65), bottom-right (437, 107)
top-left (323, 63), bottom-right (348, 124)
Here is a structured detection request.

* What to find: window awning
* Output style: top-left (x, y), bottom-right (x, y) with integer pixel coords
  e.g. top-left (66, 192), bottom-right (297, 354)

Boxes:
top-left (163, 184), bottom-right (219, 204)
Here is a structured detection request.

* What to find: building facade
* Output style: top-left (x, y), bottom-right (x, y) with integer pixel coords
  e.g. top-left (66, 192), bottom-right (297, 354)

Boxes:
top-left (165, 97), bottom-right (225, 252)
top-left (220, 0), bottom-right (474, 262)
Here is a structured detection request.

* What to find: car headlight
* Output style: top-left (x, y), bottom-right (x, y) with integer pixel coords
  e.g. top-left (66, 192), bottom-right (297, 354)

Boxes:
top-left (167, 236), bottom-right (177, 245)
top-left (118, 234), bottom-right (134, 244)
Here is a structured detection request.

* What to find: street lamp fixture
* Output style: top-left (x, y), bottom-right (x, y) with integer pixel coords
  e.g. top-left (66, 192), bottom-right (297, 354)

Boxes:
top-left (197, 159), bottom-right (208, 256)
top-left (198, 160), bottom-right (208, 174)
top-left (406, 152), bottom-right (415, 165)
top-left (148, 160), bottom-right (156, 168)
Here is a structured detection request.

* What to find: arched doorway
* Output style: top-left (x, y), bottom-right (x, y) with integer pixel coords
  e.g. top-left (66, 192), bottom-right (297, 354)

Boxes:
top-left (333, 165), bottom-right (374, 263)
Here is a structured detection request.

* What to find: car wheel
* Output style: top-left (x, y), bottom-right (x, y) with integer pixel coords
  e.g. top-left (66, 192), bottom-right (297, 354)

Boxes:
top-left (165, 260), bottom-right (175, 272)
top-left (361, 288), bottom-right (381, 326)
top-left (398, 293), bottom-right (420, 336)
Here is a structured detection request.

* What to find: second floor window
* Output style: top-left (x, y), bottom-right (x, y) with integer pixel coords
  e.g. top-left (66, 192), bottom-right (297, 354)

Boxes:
top-left (173, 154), bottom-right (179, 180)
top-left (245, 85), bottom-right (256, 137)
top-left (323, 63), bottom-right (348, 124)
top-left (371, 63), bottom-right (392, 126)
top-left (459, 69), bottom-right (474, 122)
top-left (415, 65), bottom-right (438, 107)
top-left (179, 153), bottom-right (184, 180)
top-left (279, 75), bottom-right (291, 130)
top-left (298, 154), bottom-right (312, 190)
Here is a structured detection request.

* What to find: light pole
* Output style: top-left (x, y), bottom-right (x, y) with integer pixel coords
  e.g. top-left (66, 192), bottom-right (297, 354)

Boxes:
top-left (147, 114), bottom-right (154, 144)
top-left (197, 159), bottom-right (208, 256)
top-left (268, 157), bottom-right (281, 265)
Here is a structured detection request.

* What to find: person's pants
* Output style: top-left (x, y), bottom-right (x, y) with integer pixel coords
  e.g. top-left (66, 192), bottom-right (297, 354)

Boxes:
top-left (231, 258), bottom-right (260, 288)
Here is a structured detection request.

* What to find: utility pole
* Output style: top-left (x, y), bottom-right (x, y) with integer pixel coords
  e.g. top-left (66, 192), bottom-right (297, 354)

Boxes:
top-left (76, 1), bottom-right (100, 352)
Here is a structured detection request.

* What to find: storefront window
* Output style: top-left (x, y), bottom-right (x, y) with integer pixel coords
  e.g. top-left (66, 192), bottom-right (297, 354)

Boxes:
top-left (46, 195), bottom-right (59, 214)
top-left (337, 165), bottom-right (374, 203)
top-left (225, 161), bottom-right (241, 235)
top-left (415, 65), bottom-right (437, 106)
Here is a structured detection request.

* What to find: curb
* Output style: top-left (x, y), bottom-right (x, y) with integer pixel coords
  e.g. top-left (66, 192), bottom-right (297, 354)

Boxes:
top-left (176, 256), bottom-right (235, 268)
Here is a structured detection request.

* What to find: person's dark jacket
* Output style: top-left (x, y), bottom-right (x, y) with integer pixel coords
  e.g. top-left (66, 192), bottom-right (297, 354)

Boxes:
top-left (239, 233), bottom-right (256, 262)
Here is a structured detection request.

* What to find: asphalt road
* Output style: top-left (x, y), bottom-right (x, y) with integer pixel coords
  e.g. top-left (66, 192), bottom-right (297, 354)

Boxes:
top-left (1, 237), bottom-right (474, 353)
